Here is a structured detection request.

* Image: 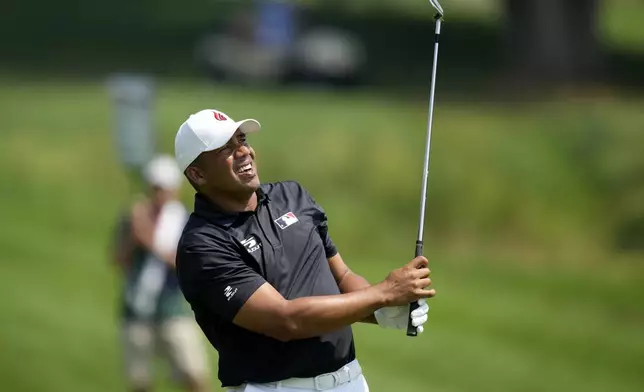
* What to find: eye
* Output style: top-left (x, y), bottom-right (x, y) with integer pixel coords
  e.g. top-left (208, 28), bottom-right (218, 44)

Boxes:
top-left (217, 145), bottom-right (233, 156)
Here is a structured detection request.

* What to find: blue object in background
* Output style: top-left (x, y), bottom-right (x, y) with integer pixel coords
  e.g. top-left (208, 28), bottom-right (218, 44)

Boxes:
top-left (254, 0), bottom-right (297, 49)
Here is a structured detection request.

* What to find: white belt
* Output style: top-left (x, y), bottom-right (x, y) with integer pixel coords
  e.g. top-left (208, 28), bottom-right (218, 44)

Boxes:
top-left (233, 360), bottom-right (363, 391)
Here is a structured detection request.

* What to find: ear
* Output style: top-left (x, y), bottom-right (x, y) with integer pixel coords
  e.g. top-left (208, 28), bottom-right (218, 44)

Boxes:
top-left (185, 165), bottom-right (206, 186)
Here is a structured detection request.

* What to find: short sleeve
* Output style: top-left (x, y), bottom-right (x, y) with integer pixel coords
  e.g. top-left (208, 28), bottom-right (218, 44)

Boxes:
top-left (297, 184), bottom-right (338, 258)
top-left (177, 231), bottom-right (267, 322)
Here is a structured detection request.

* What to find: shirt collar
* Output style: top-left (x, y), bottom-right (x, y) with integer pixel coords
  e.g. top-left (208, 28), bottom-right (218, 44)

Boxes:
top-left (194, 185), bottom-right (270, 228)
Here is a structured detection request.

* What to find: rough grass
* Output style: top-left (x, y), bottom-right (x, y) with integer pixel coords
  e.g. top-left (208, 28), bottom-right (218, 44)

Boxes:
top-left (0, 76), bottom-right (643, 392)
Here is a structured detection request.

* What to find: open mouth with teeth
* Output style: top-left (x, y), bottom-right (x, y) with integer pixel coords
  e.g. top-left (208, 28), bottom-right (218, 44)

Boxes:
top-left (236, 162), bottom-right (254, 176)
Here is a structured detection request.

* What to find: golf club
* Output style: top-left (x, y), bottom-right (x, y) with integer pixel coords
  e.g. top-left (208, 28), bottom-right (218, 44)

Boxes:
top-left (407, 0), bottom-right (444, 337)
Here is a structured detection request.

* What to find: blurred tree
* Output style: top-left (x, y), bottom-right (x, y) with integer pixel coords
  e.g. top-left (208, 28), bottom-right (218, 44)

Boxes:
top-left (503, 0), bottom-right (601, 86)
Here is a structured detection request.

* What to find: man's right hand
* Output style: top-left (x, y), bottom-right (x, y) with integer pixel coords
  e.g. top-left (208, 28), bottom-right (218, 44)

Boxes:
top-left (231, 256), bottom-right (435, 342)
top-left (378, 256), bottom-right (435, 306)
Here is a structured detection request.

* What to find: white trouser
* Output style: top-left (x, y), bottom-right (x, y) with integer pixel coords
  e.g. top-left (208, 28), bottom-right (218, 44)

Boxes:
top-left (227, 360), bottom-right (369, 392)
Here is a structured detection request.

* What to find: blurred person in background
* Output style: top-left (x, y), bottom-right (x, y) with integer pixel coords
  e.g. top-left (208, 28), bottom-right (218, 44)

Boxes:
top-left (111, 155), bottom-right (211, 392)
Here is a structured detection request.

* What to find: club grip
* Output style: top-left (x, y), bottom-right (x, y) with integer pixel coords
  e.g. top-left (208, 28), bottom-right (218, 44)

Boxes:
top-left (406, 241), bottom-right (424, 336)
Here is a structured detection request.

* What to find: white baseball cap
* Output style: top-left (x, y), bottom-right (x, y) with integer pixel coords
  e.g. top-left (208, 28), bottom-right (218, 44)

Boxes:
top-left (143, 154), bottom-right (183, 190)
top-left (174, 109), bottom-right (261, 172)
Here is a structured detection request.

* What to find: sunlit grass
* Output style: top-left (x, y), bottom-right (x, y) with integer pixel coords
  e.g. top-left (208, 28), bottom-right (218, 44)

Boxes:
top-left (0, 76), bottom-right (642, 392)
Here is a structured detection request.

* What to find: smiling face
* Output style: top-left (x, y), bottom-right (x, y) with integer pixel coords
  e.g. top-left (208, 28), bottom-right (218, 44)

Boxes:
top-left (185, 129), bottom-right (260, 198)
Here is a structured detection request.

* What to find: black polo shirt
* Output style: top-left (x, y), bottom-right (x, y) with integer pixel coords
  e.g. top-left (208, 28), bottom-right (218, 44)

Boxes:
top-left (175, 180), bottom-right (356, 388)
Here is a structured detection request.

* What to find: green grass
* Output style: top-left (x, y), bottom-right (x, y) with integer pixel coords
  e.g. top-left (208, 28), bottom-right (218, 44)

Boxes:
top-left (0, 76), bottom-right (643, 392)
top-left (600, 0), bottom-right (644, 48)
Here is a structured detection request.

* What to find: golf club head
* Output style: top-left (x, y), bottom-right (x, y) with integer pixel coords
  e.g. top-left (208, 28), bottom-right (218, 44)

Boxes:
top-left (428, 0), bottom-right (444, 17)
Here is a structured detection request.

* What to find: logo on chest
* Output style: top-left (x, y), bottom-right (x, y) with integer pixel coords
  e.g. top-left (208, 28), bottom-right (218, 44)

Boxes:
top-left (241, 236), bottom-right (261, 253)
top-left (274, 211), bottom-right (299, 230)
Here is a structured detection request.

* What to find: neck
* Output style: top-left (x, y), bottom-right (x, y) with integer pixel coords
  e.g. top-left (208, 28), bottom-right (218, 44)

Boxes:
top-left (202, 189), bottom-right (258, 213)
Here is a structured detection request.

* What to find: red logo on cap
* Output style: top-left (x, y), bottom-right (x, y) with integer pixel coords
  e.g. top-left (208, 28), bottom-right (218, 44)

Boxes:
top-left (213, 112), bottom-right (227, 121)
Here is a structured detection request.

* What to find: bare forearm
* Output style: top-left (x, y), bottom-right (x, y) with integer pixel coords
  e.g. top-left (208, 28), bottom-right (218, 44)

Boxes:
top-left (236, 256), bottom-right (433, 341)
top-left (338, 270), bottom-right (371, 292)
top-left (132, 229), bottom-right (154, 252)
top-left (283, 284), bottom-right (385, 339)
top-left (131, 224), bottom-right (176, 268)
top-left (338, 271), bottom-right (378, 324)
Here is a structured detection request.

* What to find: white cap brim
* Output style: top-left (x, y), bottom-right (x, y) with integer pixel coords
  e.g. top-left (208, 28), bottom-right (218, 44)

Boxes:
top-left (201, 118), bottom-right (261, 154)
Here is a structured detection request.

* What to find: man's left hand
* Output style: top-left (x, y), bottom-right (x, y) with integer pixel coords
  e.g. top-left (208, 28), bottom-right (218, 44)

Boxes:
top-left (374, 299), bottom-right (430, 333)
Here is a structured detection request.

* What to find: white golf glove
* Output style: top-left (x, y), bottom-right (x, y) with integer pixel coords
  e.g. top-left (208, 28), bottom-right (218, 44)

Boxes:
top-left (374, 299), bottom-right (430, 333)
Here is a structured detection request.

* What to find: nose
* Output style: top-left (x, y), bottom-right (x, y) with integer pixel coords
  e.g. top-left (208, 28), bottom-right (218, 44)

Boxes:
top-left (234, 143), bottom-right (251, 159)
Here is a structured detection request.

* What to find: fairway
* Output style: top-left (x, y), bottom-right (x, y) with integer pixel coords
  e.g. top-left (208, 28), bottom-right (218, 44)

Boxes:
top-left (0, 76), bottom-right (643, 392)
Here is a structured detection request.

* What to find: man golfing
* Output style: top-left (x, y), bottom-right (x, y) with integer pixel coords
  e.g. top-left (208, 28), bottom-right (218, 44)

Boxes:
top-left (173, 109), bottom-right (436, 392)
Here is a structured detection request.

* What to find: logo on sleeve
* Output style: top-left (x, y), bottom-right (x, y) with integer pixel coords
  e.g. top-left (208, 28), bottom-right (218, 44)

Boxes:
top-left (241, 236), bottom-right (261, 253)
top-left (274, 212), bottom-right (299, 229)
top-left (224, 286), bottom-right (238, 301)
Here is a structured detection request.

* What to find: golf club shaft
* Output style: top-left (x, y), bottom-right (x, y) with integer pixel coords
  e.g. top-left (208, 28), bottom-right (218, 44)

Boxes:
top-left (407, 14), bottom-right (442, 337)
